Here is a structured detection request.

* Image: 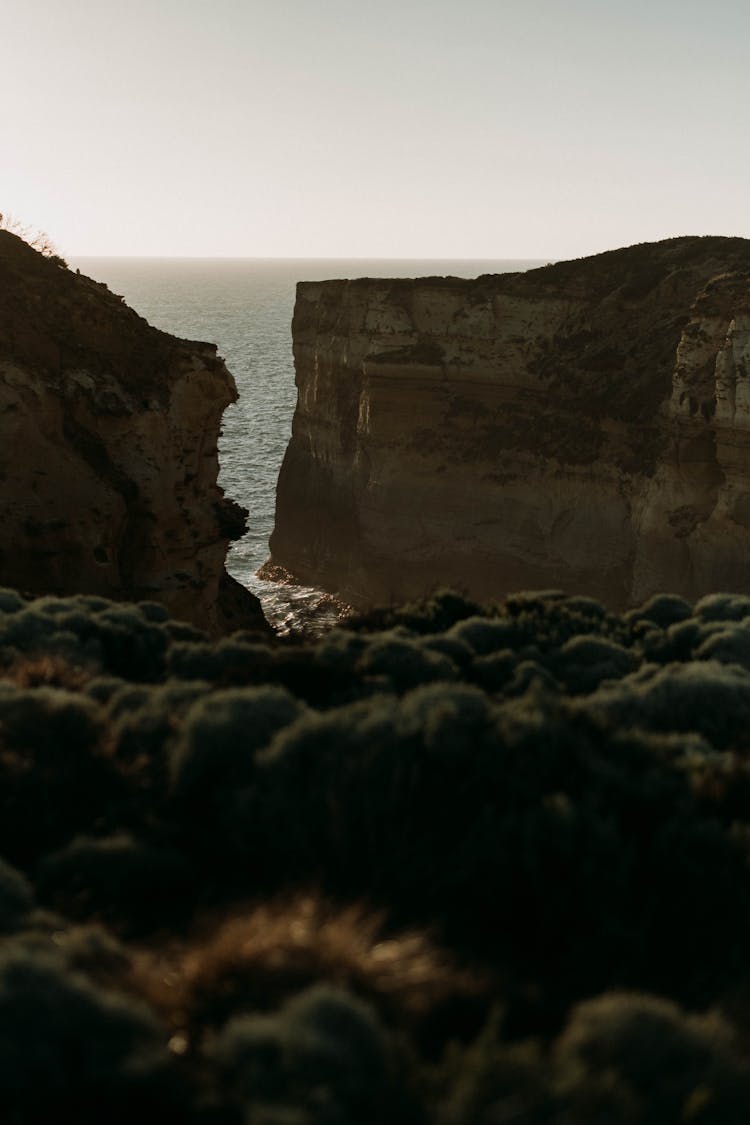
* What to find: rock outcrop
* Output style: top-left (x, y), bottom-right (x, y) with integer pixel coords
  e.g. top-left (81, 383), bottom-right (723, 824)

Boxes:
top-left (0, 230), bottom-right (266, 634)
top-left (266, 236), bottom-right (750, 609)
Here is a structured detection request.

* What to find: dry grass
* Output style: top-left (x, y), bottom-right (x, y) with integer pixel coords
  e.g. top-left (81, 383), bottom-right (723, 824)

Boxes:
top-left (2, 654), bottom-right (92, 691)
top-left (133, 894), bottom-right (490, 1052)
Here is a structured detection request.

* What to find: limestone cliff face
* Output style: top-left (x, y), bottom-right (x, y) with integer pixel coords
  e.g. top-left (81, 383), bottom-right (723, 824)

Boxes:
top-left (267, 236), bottom-right (750, 609)
top-left (0, 231), bottom-right (265, 633)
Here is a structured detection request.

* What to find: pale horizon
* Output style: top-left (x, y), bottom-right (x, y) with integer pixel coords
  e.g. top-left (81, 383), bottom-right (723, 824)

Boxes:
top-left (73, 253), bottom-right (546, 260)
top-left (4, 0), bottom-right (749, 260)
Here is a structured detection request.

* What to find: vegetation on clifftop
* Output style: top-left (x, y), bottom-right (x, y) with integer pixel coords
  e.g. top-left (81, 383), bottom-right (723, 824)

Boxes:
top-left (4, 585), bottom-right (750, 1121)
top-left (0, 212), bottom-right (67, 267)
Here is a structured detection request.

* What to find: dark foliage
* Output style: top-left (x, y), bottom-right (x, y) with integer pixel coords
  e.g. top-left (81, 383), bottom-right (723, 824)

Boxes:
top-left (554, 992), bottom-right (750, 1124)
top-left (589, 660), bottom-right (750, 749)
top-left (3, 585), bottom-right (750, 1120)
top-left (695, 592), bottom-right (750, 623)
top-left (625, 592), bottom-right (694, 629)
top-left (0, 594), bottom-right (168, 681)
top-left (355, 632), bottom-right (459, 691)
top-left (0, 946), bottom-right (183, 1124)
top-left (35, 834), bottom-right (193, 933)
top-left (208, 984), bottom-right (417, 1124)
top-left (0, 685), bottom-right (125, 867)
top-left (170, 686), bottom-right (306, 801)
top-left (551, 633), bottom-right (639, 693)
top-left (168, 686), bottom-right (307, 866)
top-left (0, 859), bottom-right (35, 934)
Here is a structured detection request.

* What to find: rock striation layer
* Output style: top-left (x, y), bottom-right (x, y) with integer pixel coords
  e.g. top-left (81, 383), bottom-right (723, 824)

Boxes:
top-left (267, 236), bottom-right (750, 609)
top-left (0, 230), bottom-right (265, 633)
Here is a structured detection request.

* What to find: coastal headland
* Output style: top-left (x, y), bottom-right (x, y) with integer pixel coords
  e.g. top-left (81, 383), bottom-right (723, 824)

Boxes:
top-left (0, 229), bottom-right (266, 634)
top-left (267, 236), bottom-right (750, 610)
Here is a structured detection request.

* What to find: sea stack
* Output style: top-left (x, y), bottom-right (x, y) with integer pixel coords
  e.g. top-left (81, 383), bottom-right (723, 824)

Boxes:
top-left (266, 236), bottom-right (750, 609)
top-left (0, 230), bottom-right (266, 634)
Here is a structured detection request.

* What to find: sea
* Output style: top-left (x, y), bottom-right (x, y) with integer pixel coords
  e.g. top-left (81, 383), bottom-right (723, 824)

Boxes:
top-left (72, 257), bottom-right (544, 631)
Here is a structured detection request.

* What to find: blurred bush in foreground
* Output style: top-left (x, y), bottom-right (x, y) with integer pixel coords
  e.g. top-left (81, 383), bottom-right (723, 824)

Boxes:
top-left (3, 584), bottom-right (750, 1119)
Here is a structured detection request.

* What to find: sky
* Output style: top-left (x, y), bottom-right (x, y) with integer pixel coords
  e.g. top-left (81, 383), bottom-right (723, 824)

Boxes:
top-left (2, 0), bottom-right (749, 259)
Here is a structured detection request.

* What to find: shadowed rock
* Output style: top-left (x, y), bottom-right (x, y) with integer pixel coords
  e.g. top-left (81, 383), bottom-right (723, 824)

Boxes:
top-left (0, 230), bottom-right (266, 634)
top-left (266, 235), bottom-right (750, 610)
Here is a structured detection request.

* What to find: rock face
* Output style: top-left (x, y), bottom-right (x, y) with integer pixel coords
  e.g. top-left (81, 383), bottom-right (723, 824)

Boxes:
top-left (0, 231), bottom-right (266, 634)
top-left (267, 236), bottom-right (750, 609)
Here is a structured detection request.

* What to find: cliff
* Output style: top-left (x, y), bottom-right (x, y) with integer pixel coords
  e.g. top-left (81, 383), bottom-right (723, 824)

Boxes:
top-left (0, 230), bottom-right (266, 633)
top-left (266, 236), bottom-right (750, 609)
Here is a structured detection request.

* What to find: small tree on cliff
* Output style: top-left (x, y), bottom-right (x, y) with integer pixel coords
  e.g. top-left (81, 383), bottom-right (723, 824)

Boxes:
top-left (0, 212), bottom-right (67, 267)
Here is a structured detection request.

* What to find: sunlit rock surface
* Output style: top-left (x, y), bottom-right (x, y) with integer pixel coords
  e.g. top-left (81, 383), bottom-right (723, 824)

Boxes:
top-left (0, 231), bottom-right (266, 633)
top-left (267, 236), bottom-right (750, 608)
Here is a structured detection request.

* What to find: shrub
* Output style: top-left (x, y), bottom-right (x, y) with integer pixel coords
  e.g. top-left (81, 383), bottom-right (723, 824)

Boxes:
top-left (0, 858), bottom-right (35, 934)
top-left (171, 686), bottom-right (306, 802)
top-left (0, 945), bottom-right (179, 1122)
top-left (0, 596), bottom-right (171, 681)
top-left (446, 616), bottom-right (517, 655)
top-left (91, 605), bottom-right (168, 682)
top-left (503, 658), bottom-right (560, 696)
top-left (313, 629), bottom-right (368, 673)
top-left (85, 676), bottom-right (129, 704)
top-left (254, 684), bottom-right (500, 896)
top-left (41, 924), bottom-right (133, 994)
top-left (588, 660), bottom-right (750, 749)
top-left (695, 626), bottom-right (750, 672)
top-left (171, 895), bottom-right (486, 1054)
top-left (108, 680), bottom-right (209, 805)
top-left (468, 649), bottom-right (518, 692)
top-left (168, 687), bottom-right (307, 867)
top-left (425, 1013), bottom-right (550, 1125)
top-left (503, 591), bottom-right (624, 650)
top-left (4, 652), bottom-right (92, 690)
top-left (419, 634), bottom-right (474, 669)
top-left (208, 984), bottom-right (407, 1124)
top-left (212, 637), bottom-right (275, 683)
top-left (252, 686), bottom-right (750, 1014)
top-left (0, 587), bottom-right (26, 613)
top-left (695, 593), bottom-right (750, 623)
top-left (36, 834), bottom-right (193, 934)
top-left (554, 991), bottom-right (750, 1124)
top-left (640, 617), bottom-right (705, 664)
top-left (625, 593), bottom-right (693, 629)
top-left (558, 594), bottom-right (608, 620)
top-left (104, 684), bottom-right (152, 719)
top-left (136, 601), bottom-right (170, 624)
top-left (348, 588), bottom-right (483, 636)
top-left (0, 606), bottom-right (63, 652)
top-left (356, 633), bottom-right (458, 691)
top-left (0, 686), bottom-right (124, 866)
top-left (163, 619), bottom-right (206, 643)
top-left (165, 640), bottom-right (218, 680)
top-left (553, 634), bottom-right (639, 694)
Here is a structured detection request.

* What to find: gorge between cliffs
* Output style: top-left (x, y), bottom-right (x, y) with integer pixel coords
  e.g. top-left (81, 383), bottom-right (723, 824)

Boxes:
top-left (267, 235), bottom-right (750, 613)
top-left (9, 230), bottom-right (750, 1122)
top-left (5, 231), bottom-right (750, 632)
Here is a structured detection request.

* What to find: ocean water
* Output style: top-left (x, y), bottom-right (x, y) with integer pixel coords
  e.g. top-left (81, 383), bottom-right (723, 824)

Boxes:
top-left (73, 257), bottom-right (543, 629)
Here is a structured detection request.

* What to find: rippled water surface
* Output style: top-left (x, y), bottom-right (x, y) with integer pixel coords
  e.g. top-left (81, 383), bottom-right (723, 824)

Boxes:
top-left (73, 257), bottom-right (542, 627)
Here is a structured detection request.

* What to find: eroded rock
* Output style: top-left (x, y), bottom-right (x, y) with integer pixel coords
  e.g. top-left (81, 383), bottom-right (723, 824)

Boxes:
top-left (266, 236), bottom-right (750, 609)
top-left (0, 231), bottom-right (265, 634)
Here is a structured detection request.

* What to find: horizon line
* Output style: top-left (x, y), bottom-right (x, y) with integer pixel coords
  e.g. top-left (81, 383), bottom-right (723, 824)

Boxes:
top-left (70, 253), bottom-right (551, 262)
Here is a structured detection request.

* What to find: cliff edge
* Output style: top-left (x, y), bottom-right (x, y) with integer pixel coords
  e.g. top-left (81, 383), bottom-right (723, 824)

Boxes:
top-left (266, 236), bottom-right (750, 609)
top-left (0, 230), bottom-right (266, 633)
